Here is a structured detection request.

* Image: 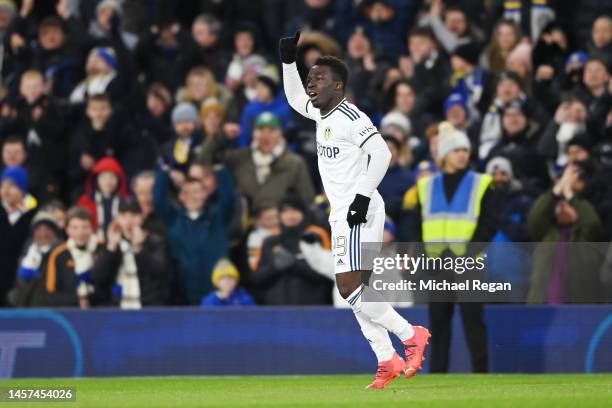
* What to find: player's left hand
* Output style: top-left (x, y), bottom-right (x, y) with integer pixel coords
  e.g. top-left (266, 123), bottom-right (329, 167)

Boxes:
top-left (347, 194), bottom-right (370, 228)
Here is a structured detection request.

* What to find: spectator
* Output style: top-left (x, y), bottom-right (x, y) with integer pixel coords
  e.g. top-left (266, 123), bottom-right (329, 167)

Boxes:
top-left (480, 19), bottom-right (521, 75)
top-left (284, 0), bottom-right (341, 43)
top-left (449, 42), bottom-right (494, 119)
top-left (486, 99), bottom-right (548, 193)
top-left (153, 162), bottom-right (234, 305)
top-left (420, 1), bottom-right (476, 53)
top-left (379, 135), bottom-right (415, 222)
top-left (160, 102), bottom-right (204, 177)
top-left (405, 27), bottom-right (451, 119)
top-left (383, 79), bottom-right (426, 139)
top-left (587, 15), bottom-right (612, 57)
top-left (479, 70), bottom-right (525, 161)
top-left (134, 19), bottom-right (188, 92)
top-left (131, 170), bottom-right (166, 237)
top-left (577, 57), bottom-right (610, 135)
top-left (200, 111), bottom-right (315, 211)
top-left (176, 66), bottom-right (229, 109)
top-left (247, 201), bottom-right (280, 272)
top-left (443, 93), bottom-right (480, 150)
top-left (253, 196), bottom-right (332, 305)
top-left (380, 111), bottom-right (414, 166)
top-left (7, 0), bottom-right (87, 98)
top-left (200, 98), bottom-right (225, 141)
top-left (225, 23), bottom-right (268, 92)
top-left (77, 156), bottom-right (129, 238)
top-left (93, 198), bottom-right (169, 308)
top-left (538, 96), bottom-right (589, 170)
top-left (0, 69), bottom-right (67, 199)
top-left (483, 156), bottom-right (534, 301)
top-left (201, 258), bottom-right (255, 306)
top-left (69, 94), bottom-right (132, 193)
top-left (88, 0), bottom-right (138, 50)
top-left (69, 46), bottom-right (121, 104)
top-left (0, 166), bottom-right (36, 305)
top-left (344, 26), bottom-right (390, 115)
top-left (238, 67), bottom-right (290, 147)
top-left (224, 54), bottom-right (267, 124)
top-left (1, 136), bottom-right (49, 202)
top-left (505, 42), bottom-right (533, 92)
top-left (359, 0), bottom-right (417, 63)
top-left (527, 164), bottom-right (605, 303)
top-left (184, 14), bottom-right (231, 82)
top-left (44, 207), bottom-right (102, 308)
top-left (9, 210), bottom-right (63, 307)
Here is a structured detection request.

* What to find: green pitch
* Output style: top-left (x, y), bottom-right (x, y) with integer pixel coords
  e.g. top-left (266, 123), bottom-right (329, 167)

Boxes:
top-left (1, 374), bottom-right (611, 408)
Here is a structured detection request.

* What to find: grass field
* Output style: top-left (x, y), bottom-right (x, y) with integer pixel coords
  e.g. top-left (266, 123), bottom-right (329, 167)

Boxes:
top-left (1, 374), bottom-right (611, 407)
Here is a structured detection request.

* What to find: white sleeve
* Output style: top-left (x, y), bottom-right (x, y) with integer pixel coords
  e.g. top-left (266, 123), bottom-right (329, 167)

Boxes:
top-left (282, 62), bottom-right (315, 120)
top-left (355, 131), bottom-right (391, 198)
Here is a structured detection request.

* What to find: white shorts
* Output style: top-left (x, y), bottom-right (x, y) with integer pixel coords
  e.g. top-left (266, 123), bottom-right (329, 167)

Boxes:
top-left (330, 210), bottom-right (385, 274)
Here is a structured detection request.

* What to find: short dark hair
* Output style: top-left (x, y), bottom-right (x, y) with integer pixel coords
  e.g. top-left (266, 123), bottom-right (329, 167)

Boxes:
top-left (409, 26), bottom-right (437, 42)
top-left (87, 93), bottom-right (111, 105)
top-left (66, 207), bottom-right (92, 225)
top-left (314, 56), bottom-right (349, 89)
top-left (2, 136), bottom-right (26, 149)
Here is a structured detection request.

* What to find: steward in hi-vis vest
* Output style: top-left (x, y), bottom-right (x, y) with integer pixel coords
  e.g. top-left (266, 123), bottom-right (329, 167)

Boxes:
top-left (407, 122), bottom-right (501, 374)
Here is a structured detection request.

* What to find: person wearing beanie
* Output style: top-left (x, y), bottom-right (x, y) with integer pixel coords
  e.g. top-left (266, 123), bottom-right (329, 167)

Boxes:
top-left (160, 102), bottom-right (204, 177)
top-left (0, 166), bottom-right (37, 305)
top-left (69, 47), bottom-right (123, 104)
top-left (238, 66), bottom-right (291, 147)
top-left (410, 122), bottom-right (500, 374)
top-left (450, 42), bottom-right (494, 122)
top-left (9, 211), bottom-right (63, 307)
top-left (200, 98), bottom-right (225, 140)
top-left (201, 258), bottom-right (255, 306)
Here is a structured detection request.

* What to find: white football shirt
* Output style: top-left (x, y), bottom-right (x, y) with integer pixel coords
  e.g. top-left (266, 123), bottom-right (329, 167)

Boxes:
top-left (303, 97), bottom-right (384, 221)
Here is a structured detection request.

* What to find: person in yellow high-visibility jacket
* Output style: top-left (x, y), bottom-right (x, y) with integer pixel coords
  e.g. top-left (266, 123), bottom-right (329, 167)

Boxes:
top-left (403, 122), bottom-right (500, 373)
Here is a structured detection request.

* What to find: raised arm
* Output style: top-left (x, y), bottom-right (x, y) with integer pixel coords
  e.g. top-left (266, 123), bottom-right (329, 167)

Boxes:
top-left (280, 31), bottom-right (314, 120)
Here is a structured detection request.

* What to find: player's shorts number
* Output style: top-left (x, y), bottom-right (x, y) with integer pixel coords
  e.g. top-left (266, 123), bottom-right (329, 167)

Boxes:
top-left (333, 235), bottom-right (347, 257)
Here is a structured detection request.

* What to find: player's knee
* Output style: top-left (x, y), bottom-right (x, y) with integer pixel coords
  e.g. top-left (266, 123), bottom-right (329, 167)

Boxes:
top-left (337, 281), bottom-right (360, 299)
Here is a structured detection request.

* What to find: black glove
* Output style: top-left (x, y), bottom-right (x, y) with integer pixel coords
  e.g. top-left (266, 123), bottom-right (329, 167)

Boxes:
top-left (279, 31), bottom-right (300, 64)
top-left (347, 194), bottom-right (370, 228)
top-left (301, 231), bottom-right (322, 245)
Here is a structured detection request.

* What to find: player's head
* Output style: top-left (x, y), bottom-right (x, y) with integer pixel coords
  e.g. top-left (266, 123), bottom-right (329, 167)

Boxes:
top-left (306, 56), bottom-right (348, 110)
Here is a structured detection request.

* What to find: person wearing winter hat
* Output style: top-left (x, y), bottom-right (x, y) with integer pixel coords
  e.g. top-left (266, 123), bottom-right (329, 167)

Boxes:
top-left (9, 211), bottom-right (63, 307)
top-left (1, 166), bottom-right (37, 218)
top-left (0, 166), bottom-right (37, 305)
top-left (201, 258), bottom-right (255, 306)
top-left (69, 47), bottom-right (120, 104)
top-left (450, 42), bottom-right (494, 121)
top-left (412, 121), bottom-right (498, 373)
top-left (160, 102), bottom-right (204, 177)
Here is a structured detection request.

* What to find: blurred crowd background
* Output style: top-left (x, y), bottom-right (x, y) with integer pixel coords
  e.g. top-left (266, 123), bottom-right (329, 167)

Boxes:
top-left (0, 0), bottom-right (611, 309)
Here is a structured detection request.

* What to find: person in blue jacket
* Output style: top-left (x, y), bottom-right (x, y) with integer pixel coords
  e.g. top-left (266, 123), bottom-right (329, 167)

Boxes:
top-left (201, 258), bottom-right (255, 307)
top-left (238, 71), bottom-right (291, 147)
top-left (153, 162), bottom-right (234, 305)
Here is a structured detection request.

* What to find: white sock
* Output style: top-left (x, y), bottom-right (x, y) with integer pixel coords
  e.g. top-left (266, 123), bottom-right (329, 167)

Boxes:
top-left (354, 311), bottom-right (395, 362)
top-left (347, 284), bottom-right (414, 342)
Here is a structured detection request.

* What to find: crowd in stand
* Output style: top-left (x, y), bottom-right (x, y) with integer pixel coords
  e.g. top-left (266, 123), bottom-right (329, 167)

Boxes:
top-left (0, 0), bottom-right (610, 308)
